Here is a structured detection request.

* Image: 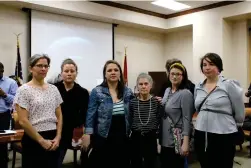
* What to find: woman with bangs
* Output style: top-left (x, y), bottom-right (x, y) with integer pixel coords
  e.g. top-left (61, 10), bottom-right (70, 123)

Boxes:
top-left (160, 63), bottom-right (194, 168)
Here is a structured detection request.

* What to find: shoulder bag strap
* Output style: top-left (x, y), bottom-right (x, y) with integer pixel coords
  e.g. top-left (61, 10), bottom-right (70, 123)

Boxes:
top-left (198, 86), bottom-right (217, 112)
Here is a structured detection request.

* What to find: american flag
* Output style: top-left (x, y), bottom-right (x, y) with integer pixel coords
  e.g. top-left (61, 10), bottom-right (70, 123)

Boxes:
top-left (15, 35), bottom-right (23, 84)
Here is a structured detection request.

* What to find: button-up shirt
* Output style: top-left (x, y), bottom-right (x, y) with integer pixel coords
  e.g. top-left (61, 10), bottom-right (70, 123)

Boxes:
top-left (0, 76), bottom-right (18, 113)
top-left (194, 76), bottom-right (245, 134)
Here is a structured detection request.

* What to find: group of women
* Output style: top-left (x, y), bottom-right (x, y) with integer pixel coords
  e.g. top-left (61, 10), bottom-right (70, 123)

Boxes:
top-left (14, 52), bottom-right (245, 168)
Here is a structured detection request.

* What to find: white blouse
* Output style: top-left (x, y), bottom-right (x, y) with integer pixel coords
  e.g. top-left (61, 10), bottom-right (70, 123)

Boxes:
top-left (14, 84), bottom-right (63, 132)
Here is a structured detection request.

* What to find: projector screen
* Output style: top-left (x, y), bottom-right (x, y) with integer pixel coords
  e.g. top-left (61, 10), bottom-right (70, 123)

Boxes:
top-left (31, 10), bottom-right (113, 91)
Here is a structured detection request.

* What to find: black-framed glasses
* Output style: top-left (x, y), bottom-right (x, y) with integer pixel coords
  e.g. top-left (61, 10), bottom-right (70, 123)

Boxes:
top-left (35, 64), bottom-right (50, 69)
top-left (170, 72), bottom-right (182, 77)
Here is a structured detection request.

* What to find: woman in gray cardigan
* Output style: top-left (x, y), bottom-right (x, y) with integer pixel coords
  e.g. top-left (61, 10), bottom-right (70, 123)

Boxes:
top-left (160, 63), bottom-right (194, 168)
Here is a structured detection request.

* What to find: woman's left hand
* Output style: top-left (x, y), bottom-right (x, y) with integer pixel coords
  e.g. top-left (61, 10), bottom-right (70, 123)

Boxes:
top-left (50, 136), bottom-right (61, 151)
top-left (181, 142), bottom-right (189, 156)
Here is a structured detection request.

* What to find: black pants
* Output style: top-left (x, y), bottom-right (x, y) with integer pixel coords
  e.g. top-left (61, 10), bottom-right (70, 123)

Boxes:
top-left (88, 115), bottom-right (130, 168)
top-left (22, 130), bottom-right (60, 168)
top-left (0, 112), bottom-right (11, 168)
top-left (57, 147), bottom-right (67, 168)
top-left (194, 130), bottom-right (236, 168)
top-left (160, 146), bottom-right (184, 168)
top-left (130, 131), bottom-right (157, 168)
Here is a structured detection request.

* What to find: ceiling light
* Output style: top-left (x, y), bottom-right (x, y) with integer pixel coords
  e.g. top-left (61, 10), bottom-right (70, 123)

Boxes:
top-left (151, 0), bottom-right (191, 11)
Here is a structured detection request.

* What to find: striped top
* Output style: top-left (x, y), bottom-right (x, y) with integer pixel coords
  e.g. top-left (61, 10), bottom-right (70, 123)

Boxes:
top-left (113, 100), bottom-right (125, 115)
top-left (130, 97), bottom-right (162, 133)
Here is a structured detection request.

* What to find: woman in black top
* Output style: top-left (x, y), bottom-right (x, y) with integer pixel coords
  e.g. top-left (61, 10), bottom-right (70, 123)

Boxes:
top-left (54, 58), bottom-right (89, 167)
top-left (130, 73), bottom-right (162, 168)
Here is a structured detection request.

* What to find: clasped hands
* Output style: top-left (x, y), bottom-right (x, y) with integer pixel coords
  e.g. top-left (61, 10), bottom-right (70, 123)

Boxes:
top-left (38, 136), bottom-right (60, 151)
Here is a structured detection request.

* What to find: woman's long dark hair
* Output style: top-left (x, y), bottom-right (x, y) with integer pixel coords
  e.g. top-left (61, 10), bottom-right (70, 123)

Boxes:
top-left (100, 60), bottom-right (125, 99)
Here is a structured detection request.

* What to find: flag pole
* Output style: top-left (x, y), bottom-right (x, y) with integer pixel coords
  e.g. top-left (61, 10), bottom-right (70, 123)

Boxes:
top-left (124, 47), bottom-right (127, 56)
top-left (14, 33), bottom-right (22, 39)
top-left (14, 33), bottom-right (23, 85)
top-left (14, 33), bottom-right (22, 48)
top-left (123, 47), bottom-right (128, 86)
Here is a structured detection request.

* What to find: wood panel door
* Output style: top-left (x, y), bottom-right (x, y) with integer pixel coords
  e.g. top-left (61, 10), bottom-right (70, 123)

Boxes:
top-left (148, 71), bottom-right (168, 97)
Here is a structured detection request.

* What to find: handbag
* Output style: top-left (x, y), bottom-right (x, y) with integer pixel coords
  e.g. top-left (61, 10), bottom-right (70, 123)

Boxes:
top-left (234, 127), bottom-right (244, 145)
top-left (167, 116), bottom-right (183, 155)
top-left (163, 89), bottom-right (194, 155)
top-left (163, 90), bottom-right (183, 155)
top-left (164, 90), bottom-right (192, 155)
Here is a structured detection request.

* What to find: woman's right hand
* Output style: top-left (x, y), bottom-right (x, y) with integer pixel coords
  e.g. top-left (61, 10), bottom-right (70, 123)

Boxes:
top-left (38, 138), bottom-right (53, 150)
top-left (81, 134), bottom-right (91, 151)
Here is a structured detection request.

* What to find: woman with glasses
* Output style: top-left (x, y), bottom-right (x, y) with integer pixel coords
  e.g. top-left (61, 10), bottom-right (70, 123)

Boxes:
top-left (130, 73), bottom-right (162, 168)
top-left (14, 54), bottom-right (63, 168)
top-left (160, 63), bottom-right (194, 168)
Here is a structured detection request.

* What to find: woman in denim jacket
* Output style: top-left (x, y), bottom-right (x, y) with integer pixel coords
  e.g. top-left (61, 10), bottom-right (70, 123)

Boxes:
top-left (82, 60), bottom-right (134, 168)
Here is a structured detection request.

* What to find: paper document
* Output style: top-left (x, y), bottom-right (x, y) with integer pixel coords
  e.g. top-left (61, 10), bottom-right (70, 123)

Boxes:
top-left (0, 130), bottom-right (17, 135)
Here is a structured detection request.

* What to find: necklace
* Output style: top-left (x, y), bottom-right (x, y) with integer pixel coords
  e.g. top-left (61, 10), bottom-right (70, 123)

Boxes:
top-left (138, 96), bottom-right (151, 126)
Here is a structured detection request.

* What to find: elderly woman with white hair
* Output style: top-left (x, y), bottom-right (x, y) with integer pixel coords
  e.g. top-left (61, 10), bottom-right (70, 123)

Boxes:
top-left (129, 73), bottom-right (162, 168)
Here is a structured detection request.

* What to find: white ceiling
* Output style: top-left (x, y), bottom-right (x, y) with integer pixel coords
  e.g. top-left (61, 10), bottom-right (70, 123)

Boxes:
top-left (114, 1), bottom-right (223, 15)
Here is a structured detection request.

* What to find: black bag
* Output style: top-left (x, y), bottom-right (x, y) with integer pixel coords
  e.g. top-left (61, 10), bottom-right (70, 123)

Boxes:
top-left (235, 127), bottom-right (245, 145)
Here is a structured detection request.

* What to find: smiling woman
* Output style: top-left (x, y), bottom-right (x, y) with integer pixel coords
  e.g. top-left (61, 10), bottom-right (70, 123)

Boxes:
top-left (82, 60), bottom-right (134, 168)
top-left (160, 62), bottom-right (194, 168)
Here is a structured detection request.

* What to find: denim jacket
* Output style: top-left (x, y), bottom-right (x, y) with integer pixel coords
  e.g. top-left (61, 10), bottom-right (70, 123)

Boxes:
top-left (85, 85), bottom-right (134, 138)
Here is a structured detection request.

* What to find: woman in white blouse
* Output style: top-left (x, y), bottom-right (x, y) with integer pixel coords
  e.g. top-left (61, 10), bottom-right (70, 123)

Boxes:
top-left (14, 54), bottom-right (63, 168)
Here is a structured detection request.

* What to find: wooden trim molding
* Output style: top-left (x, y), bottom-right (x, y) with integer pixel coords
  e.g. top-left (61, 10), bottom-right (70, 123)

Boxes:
top-left (92, 1), bottom-right (243, 19)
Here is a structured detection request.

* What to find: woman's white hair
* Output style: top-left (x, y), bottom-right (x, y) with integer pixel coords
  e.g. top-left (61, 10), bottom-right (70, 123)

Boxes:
top-left (136, 73), bottom-right (153, 86)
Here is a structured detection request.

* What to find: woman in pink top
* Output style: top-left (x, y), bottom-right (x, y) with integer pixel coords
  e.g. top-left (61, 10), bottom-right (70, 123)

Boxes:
top-left (14, 54), bottom-right (63, 168)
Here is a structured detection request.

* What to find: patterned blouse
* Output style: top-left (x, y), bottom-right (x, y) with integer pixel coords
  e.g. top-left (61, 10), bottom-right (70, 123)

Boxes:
top-left (14, 84), bottom-right (63, 132)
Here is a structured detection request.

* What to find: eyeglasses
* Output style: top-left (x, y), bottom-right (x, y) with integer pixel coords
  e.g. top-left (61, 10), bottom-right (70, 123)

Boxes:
top-left (35, 64), bottom-right (50, 69)
top-left (170, 72), bottom-right (182, 77)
